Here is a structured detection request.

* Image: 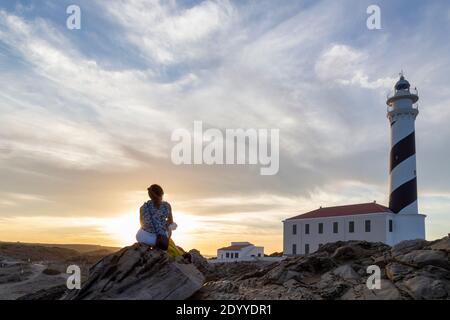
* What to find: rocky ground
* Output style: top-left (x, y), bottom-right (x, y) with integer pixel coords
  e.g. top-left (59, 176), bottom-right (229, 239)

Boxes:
top-left (62, 244), bottom-right (204, 300)
top-left (2, 236), bottom-right (449, 300)
top-left (194, 236), bottom-right (449, 299)
top-left (0, 242), bottom-right (118, 300)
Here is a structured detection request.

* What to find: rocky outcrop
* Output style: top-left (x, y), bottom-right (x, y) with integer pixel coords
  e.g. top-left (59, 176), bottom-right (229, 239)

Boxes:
top-left (13, 236), bottom-right (450, 300)
top-left (64, 243), bottom-right (205, 300)
top-left (18, 284), bottom-right (67, 300)
top-left (194, 236), bottom-right (450, 300)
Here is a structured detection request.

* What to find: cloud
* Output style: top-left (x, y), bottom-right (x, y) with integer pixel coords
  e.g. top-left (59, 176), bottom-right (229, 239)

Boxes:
top-left (315, 44), bottom-right (396, 89)
top-left (0, 0), bottom-right (450, 251)
top-left (102, 0), bottom-right (236, 65)
top-left (0, 9), bottom-right (182, 169)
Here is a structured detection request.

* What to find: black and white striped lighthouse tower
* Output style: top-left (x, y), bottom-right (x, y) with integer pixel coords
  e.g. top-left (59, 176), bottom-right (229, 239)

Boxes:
top-left (386, 74), bottom-right (419, 214)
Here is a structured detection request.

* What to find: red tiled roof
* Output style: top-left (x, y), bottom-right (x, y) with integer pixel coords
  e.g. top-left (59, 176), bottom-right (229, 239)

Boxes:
top-left (287, 202), bottom-right (392, 220)
top-left (218, 244), bottom-right (252, 251)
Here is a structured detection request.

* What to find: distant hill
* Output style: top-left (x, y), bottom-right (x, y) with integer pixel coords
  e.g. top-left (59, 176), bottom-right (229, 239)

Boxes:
top-left (0, 241), bottom-right (119, 262)
top-left (27, 243), bottom-right (120, 254)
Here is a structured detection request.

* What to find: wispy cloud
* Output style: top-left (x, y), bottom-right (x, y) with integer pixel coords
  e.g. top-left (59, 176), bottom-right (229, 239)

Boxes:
top-left (1, 0), bottom-right (450, 253)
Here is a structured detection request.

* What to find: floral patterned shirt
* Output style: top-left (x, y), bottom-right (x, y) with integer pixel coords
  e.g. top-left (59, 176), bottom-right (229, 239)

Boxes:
top-left (140, 200), bottom-right (170, 236)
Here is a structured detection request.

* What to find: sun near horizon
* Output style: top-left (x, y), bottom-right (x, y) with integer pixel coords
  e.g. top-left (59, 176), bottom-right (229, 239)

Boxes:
top-left (0, 206), bottom-right (285, 256)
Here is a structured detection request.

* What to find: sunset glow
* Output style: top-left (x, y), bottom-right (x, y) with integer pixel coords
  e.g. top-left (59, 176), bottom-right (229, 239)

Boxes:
top-left (1, 1), bottom-right (450, 257)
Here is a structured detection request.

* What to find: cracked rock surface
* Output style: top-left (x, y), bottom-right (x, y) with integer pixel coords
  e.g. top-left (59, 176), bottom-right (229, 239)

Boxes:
top-left (194, 236), bottom-right (450, 300)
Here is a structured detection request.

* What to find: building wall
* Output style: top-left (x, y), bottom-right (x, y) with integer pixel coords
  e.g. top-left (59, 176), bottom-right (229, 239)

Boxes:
top-left (392, 213), bottom-right (426, 244)
top-left (283, 212), bottom-right (393, 255)
top-left (217, 245), bottom-right (264, 262)
top-left (283, 212), bottom-right (426, 255)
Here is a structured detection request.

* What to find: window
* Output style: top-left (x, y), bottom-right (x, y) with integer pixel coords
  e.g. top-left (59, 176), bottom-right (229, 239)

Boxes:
top-left (318, 223), bottom-right (323, 234)
top-left (365, 220), bottom-right (371, 232)
top-left (305, 244), bottom-right (310, 255)
top-left (333, 222), bottom-right (339, 234)
top-left (235, 253), bottom-right (239, 258)
top-left (293, 224), bottom-right (297, 235)
top-left (389, 219), bottom-right (393, 232)
top-left (258, 253), bottom-right (261, 257)
top-left (349, 221), bottom-right (355, 233)
top-left (226, 252), bottom-right (229, 258)
top-left (292, 244), bottom-right (297, 255)
top-left (305, 224), bottom-right (310, 234)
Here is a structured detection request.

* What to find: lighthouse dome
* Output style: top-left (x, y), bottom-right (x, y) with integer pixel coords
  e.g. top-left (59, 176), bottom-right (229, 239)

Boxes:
top-left (395, 75), bottom-right (410, 91)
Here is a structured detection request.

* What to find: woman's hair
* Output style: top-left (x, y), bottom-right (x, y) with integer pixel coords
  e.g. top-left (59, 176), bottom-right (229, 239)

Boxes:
top-left (148, 184), bottom-right (164, 208)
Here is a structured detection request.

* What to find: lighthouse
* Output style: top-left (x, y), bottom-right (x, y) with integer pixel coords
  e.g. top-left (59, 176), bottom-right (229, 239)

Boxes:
top-left (386, 74), bottom-right (419, 214)
top-left (282, 74), bottom-right (426, 256)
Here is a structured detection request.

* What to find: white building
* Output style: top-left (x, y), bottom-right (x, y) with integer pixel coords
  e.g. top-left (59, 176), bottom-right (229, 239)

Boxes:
top-left (216, 242), bottom-right (264, 262)
top-left (283, 75), bottom-right (426, 255)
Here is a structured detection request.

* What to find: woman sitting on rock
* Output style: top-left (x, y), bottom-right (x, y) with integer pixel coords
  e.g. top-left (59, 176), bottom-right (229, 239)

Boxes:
top-left (136, 184), bottom-right (190, 260)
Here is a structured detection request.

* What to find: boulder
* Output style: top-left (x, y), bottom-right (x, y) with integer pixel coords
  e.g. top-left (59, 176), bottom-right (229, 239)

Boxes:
top-left (391, 239), bottom-right (428, 257)
top-left (64, 243), bottom-right (204, 300)
top-left (333, 264), bottom-right (361, 281)
top-left (18, 284), bottom-right (67, 300)
top-left (341, 280), bottom-right (402, 300)
top-left (262, 266), bottom-right (301, 285)
top-left (371, 253), bottom-right (391, 268)
top-left (293, 254), bottom-right (336, 273)
top-left (320, 281), bottom-right (349, 300)
top-left (188, 249), bottom-right (213, 279)
top-left (401, 276), bottom-right (449, 299)
top-left (385, 262), bottom-right (414, 282)
top-left (395, 250), bottom-right (449, 269)
top-left (429, 236), bottom-right (450, 253)
top-left (330, 241), bottom-right (389, 263)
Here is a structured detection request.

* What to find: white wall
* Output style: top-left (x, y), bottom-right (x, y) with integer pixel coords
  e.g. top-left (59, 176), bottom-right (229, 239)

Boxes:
top-left (283, 212), bottom-right (393, 255)
top-left (209, 256), bottom-right (284, 264)
top-left (392, 213), bottom-right (426, 244)
top-left (283, 212), bottom-right (426, 255)
top-left (216, 245), bottom-right (264, 262)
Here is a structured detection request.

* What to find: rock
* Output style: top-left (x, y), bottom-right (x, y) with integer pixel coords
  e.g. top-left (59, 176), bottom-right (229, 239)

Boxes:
top-left (188, 249), bottom-right (213, 279)
top-left (17, 284), bottom-right (67, 300)
top-left (263, 266), bottom-right (301, 285)
top-left (207, 261), bottom-right (268, 282)
top-left (315, 265), bottom-right (359, 299)
top-left (293, 254), bottom-right (336, 273)
top-left (320, 281), bottom-right (349, 300)
top-left (196, 239), bottom-right (449, 300)
top-left (269, 252), bottom-right (283, 257)
top-left (331, 246), bottom-right (358, 261)
top-left (429, 236), bottom-right (450, 253)
top-left (316, 271), bottom-right (335, 289)
top-left (42, 268), bottom-right (61, 276)
top-left (421, 265), bottom-right (450, 280)
top-left (283, 279), bottom-right (300, 288)
top-left (396, 250), bottom-right (449, 269)
top-left (64, 243), bottom-right (204, 300)
top-left (328, 241), bottom-right (389, 263)
top-left (371, 253), bottom-right (391, 268)
top-left (333, 264), bottom-right (360, 281)
top-left (195, 279), bottom-right (318, 300)
top-left (385, 262), bottom-right (414, 282)
top-left (59, 239), bottom-right (448, 300)
top-left (341, 280), bottom-right (402, 300)
top-left (402, 276), bottom-right (449, 299)
top-left (391, 239), bottom-right (428, 257)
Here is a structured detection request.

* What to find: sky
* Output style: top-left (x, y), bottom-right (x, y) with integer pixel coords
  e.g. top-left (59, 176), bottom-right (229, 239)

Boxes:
top-left (0, 0), bottom-right (449, 255)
